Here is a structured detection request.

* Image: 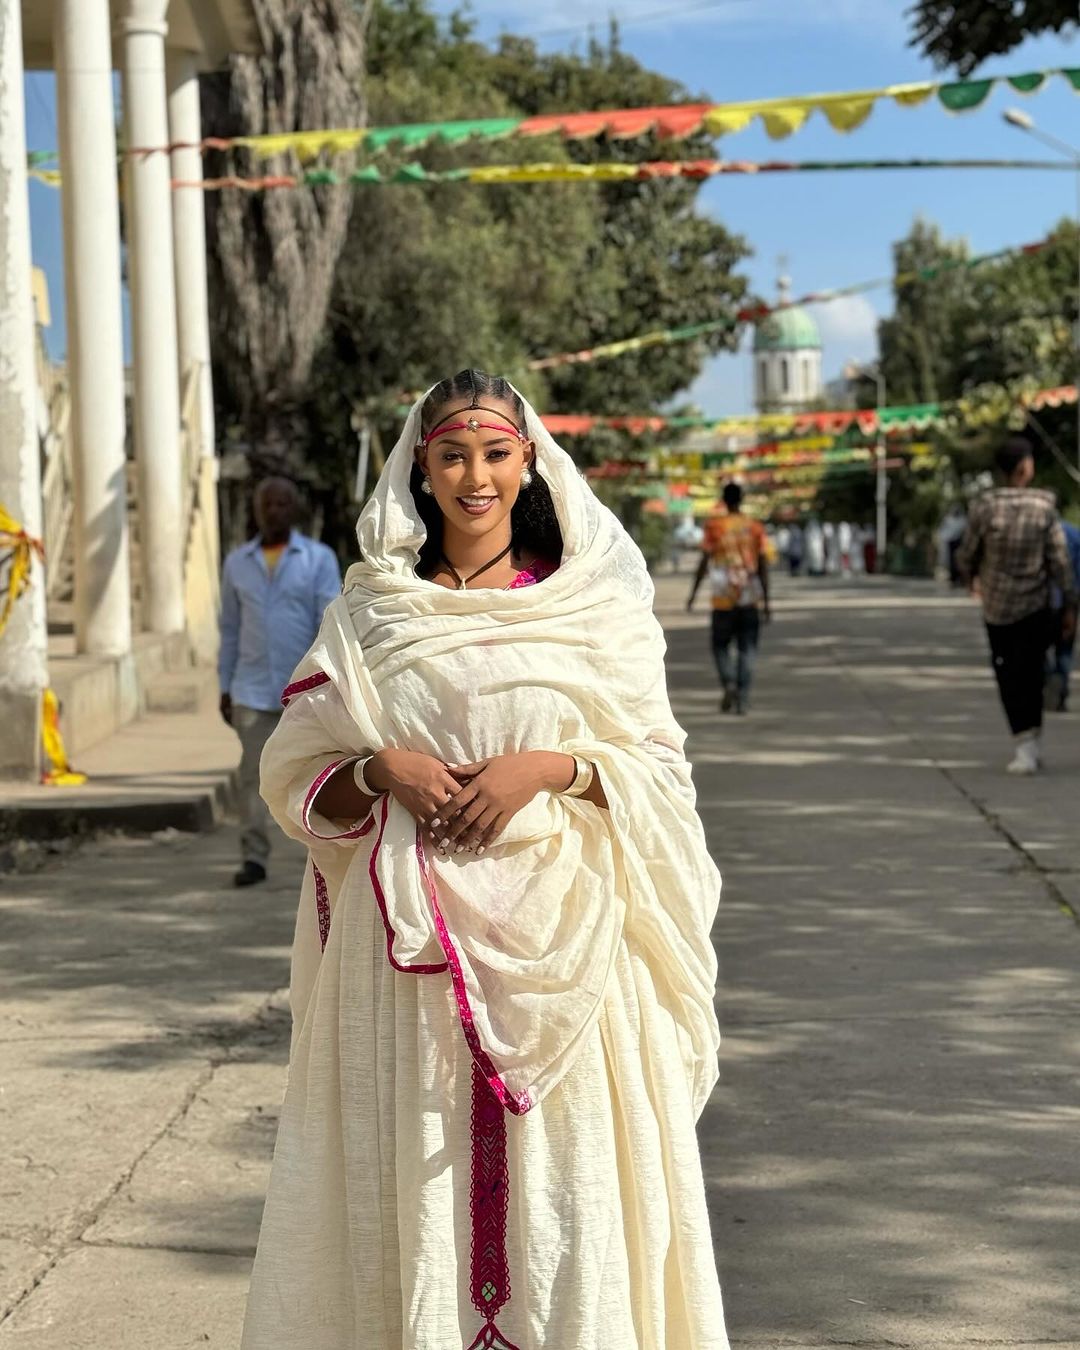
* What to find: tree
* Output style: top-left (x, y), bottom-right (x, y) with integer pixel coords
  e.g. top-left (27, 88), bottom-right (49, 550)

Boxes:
top-left (878, 217), bottom-right (974, 405)
top-left (861, 215), bottom-right (1080, 559)
top-left (200, 0), bottom-right (370, 480)
top-left (908, 0), bottom-right (1078, 75)
top-left (483, 30), bottom-right (750, 415)
top-left (301, 2), bottom-right (752, 548)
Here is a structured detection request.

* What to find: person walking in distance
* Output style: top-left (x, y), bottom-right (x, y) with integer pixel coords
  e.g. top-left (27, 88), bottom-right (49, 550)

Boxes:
top-left (1044, 518), bottom-right (1080, 713)
top-left (957, 437), bottom-right (1077, 774)
top-left (688, 481), bottom-right (771, 714)
top-left (219, 477), bottom-right (342, 885)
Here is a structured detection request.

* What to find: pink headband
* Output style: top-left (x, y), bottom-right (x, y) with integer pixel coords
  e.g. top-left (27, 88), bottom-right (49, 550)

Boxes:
top-left (420, 414), bottom-right (527, 449)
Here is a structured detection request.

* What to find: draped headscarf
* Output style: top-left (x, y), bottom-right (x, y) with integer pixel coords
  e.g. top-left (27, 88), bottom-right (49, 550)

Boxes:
top-left (261, 385), bottom-right (721, 1117)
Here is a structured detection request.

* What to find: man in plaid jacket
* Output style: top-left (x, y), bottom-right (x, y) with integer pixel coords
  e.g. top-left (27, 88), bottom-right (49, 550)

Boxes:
top-left (958, 437), bottom-right (1078, 775)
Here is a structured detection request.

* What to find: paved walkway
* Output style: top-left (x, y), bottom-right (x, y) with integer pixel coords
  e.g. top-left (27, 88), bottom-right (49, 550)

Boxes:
top-left (1, 575), bottom-right (1078, 1348)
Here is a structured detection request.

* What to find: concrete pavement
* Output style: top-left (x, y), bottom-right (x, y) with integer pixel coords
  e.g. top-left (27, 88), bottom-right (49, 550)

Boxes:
top-left (1, 574), bottom-right (1078, 1348)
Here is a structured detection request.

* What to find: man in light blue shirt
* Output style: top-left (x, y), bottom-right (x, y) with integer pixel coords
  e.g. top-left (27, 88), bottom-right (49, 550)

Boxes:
top-left (219, 478), bottom-right (342, 886)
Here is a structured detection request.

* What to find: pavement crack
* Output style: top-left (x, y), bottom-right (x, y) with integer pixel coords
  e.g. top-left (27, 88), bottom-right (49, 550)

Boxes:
top-left (935, 766), bottom-right (1080, 926)
top-left (831, 644), bottom-right (1079, 929)
top-left (0, 986), bottom-right (286, 1327)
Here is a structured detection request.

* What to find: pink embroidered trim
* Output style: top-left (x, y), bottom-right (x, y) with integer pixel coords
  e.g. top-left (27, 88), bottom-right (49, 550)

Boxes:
top-left (302, 758), bottom-right (376, 841)
top-left (465, 1327), bottom-right (523, 1350)
top-left (506, 559), bottom-right (558, 590)
top-left (368, 795), bottom-right (448, 975)
top-left (311, 861), bottom-right (332, 951)
top-left (414, 830), bottom-right (532, 1117)
top-left (465, 1062), bottom-right (521, 1350)
top-left (281, 670), bottom-right (331, 706)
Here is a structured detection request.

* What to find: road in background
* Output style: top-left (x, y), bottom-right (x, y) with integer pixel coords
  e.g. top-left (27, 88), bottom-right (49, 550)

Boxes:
top-left (1, 574), bottom-right (1077, 1348)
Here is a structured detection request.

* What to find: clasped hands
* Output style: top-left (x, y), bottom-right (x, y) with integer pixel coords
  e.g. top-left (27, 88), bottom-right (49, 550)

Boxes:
top-left (365, 747), bottom-right (574, 857)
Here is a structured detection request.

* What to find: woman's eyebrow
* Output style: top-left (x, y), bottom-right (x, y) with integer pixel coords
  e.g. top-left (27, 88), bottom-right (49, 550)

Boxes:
top-left (436, 434), bottom-right (514, 449)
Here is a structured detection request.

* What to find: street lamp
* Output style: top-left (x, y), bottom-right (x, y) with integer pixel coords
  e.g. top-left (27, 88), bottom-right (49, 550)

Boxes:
top-left (845, 360), bottom-right (888, 570)
top-left (1002, 108), bottom-right (1080, 469)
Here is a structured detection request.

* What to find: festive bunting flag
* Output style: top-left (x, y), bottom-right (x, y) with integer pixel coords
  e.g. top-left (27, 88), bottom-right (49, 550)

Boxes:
top-left (524, 239), bottom-right (1048, 372)
top-left (99, 64), bottom-right (1079, 158)
top-left (146, 157), bottom-right (1072, 191)
top-left (542, 386), bottom-right (1070, 442)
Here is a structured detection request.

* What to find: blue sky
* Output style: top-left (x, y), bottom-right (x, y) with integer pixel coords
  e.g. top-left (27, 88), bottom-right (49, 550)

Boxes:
top-left (24, 0), bottom-right (1080, 414)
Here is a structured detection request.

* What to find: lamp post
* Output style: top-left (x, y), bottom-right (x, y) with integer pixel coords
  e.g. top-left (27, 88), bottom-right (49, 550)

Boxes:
top-left (873, 367), bottom-right (887, 571)
top-left (848, 360), bottom-right (888, 570)
top-left (1003, 108), bottom-right (1080, 470)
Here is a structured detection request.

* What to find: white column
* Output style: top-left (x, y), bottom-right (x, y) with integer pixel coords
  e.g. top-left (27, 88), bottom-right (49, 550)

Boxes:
top-left (54, 0), bottom-right (133, 659)
top-left (122, 0), bottom-right (185, 634)
top-left (0, 0), bottom-right (47, 777)
top-left (166, 50), bottom-right (216, 464)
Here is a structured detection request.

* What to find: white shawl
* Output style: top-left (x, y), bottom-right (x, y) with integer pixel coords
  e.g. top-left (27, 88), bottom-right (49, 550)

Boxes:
top-left (261, 389), bottom-right (721, 1119)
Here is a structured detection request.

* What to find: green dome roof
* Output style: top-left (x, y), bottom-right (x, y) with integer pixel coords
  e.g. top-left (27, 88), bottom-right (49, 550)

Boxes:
top-left (753, 303), bottom-right (821, 353)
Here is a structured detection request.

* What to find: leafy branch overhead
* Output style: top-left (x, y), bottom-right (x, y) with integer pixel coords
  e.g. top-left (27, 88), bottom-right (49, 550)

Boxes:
top-left (313, 0), bottom-right (751, 439)
top-left (908, 0), bottom-right (1079, 75)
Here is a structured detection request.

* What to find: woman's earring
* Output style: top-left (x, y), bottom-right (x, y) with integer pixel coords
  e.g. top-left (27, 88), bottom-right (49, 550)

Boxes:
top-left (520, 467), bottom-right (534, 488)
top-left (420, 476), bottom-right (434, 496)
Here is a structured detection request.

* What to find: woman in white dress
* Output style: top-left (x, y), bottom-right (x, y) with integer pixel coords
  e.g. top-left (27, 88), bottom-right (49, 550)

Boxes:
top-left (242, 370), bottom-right (729, 1350)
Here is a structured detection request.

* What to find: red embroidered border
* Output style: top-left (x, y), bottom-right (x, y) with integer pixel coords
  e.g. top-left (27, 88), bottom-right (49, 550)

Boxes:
top-left (311, 861), bottom-right (332, 951)
top-left (302, 758), bottom-right (377, 841)
top-left (365, 804), bottom-right (533, 1347)
top-left (414, 830), bottom-right (531, 1117)
top-left (368, 796), bottom-right (448, 975)
top-left (280, 670), bottom-right (331, 706)
top-left (465, 1063), bottom-right (522, 1350)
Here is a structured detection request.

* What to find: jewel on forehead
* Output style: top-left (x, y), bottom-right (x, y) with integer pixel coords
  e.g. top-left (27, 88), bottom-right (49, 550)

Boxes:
top-left (466, 417), bottom-right (480, 432)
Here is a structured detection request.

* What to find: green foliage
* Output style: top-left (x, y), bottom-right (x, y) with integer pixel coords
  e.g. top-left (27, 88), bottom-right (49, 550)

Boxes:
top-left (878, 217), bottom-right (973, 405)
top-left (304, 0), bottom-right (751, 523)
top-left (908, 0), bottom-right (1078, 75)
top-left (819, 215), bottom-right (1080, 558)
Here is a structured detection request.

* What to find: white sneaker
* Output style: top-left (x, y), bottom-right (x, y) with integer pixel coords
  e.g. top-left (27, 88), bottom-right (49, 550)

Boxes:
top-left (1006, 734), bottom-right (1041, 775)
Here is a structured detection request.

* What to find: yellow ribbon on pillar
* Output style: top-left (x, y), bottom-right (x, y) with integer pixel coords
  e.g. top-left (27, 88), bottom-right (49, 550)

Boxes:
top-left (0, 504), bottom-right (45, 640)
top-left (41, 687), bottom-right (87, 787)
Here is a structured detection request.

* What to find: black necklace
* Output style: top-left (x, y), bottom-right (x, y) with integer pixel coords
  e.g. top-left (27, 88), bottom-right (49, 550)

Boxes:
top-left (440, 541), bottom-right (514, 590)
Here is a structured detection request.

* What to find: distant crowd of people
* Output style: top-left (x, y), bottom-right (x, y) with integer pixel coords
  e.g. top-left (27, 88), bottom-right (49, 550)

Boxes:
top-left (775, 519), bottom-right (874, 578)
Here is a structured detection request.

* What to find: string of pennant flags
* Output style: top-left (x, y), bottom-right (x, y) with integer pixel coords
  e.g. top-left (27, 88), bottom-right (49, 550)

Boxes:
top-left (26, 157), bottom-right (1074, 193)
top-left (544, 385), bottom-right (1077, 439)
top-left (521, 238), bottom-right (1051, 373)
top-left (26, 64), bottom-right (1080, 167)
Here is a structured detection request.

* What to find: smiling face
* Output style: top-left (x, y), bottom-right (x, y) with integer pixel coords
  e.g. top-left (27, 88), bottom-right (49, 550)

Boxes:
top-left (416, 397), bottom-right (534, 548)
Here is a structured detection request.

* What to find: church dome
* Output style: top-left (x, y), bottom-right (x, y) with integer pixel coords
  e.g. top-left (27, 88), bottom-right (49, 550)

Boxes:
top-left (752, 274), bottom-right (822, 352)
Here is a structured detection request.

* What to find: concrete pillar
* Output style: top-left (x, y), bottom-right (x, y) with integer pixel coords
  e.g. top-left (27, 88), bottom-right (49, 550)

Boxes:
top-left (121, 0), bottom-right (185, 635)
top-left (0, 0), bottom-right (47, 778)
top-left (54, 0), bottom-right (133, 659)
top-left (166, 49), bottom-right (216, 465)
top-left (167, 51), bottom-right (222, 665)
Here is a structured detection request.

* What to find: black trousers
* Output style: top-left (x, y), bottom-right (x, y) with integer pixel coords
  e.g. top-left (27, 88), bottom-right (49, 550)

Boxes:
top-left (711, 606), bottom-right (761, 698)
top-left (985, 609), bottom-right (1051, 736)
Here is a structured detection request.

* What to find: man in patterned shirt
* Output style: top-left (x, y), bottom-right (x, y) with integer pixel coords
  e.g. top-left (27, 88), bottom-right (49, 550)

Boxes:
top-left (957, 437), bottom-right (1077, 775)
top-left (687, 481), bottom-right (771, 714)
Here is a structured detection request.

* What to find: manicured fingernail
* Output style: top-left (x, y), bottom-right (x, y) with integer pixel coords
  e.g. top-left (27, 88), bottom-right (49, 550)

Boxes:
top-left (455, 844), bottom-right (465, 855)
top-left (477, 846), bottom-right (485, 856)
top-left (431, 818), bottom-right (442, 828)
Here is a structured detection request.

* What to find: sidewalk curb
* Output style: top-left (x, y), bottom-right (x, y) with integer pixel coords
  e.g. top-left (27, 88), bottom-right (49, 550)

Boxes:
top-left (0, 769), bottom-right (238, 845)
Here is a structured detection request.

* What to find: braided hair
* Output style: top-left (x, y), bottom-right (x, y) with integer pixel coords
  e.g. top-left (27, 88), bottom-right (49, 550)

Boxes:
top-left (412, 369), bottom-right (564, 577)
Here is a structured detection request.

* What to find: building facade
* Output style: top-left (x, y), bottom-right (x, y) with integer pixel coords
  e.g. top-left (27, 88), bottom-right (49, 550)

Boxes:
top-left (753, 274), bottom-right (823, 413)
top-left (0, 0), bottom-right (259, 778)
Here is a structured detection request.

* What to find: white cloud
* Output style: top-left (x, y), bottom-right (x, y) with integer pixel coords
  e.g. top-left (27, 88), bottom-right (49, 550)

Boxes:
top-left (810, 295), bottom-right (881, 370)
